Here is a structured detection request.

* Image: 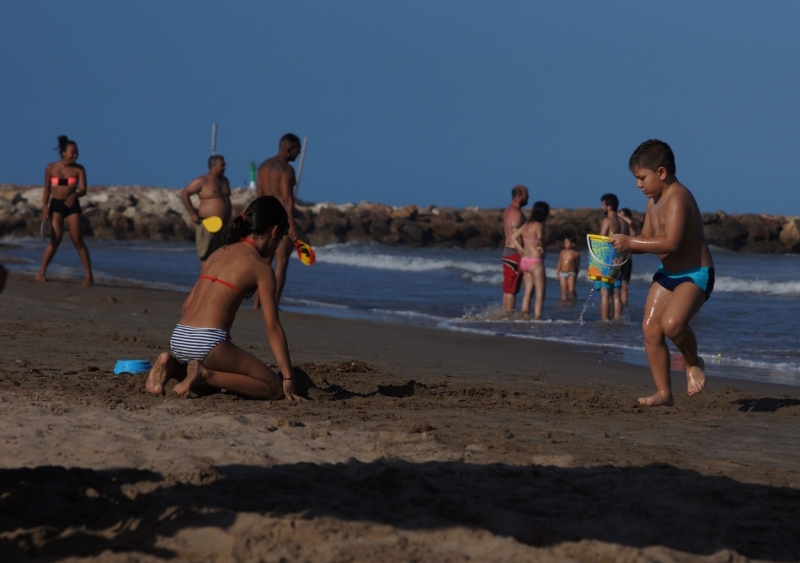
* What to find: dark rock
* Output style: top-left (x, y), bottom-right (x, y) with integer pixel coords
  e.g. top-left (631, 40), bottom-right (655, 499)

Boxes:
top-left (703, 214), bottom-right (748, 250)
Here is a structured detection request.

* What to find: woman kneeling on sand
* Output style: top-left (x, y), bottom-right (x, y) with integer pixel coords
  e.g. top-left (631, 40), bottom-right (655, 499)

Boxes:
top-left (146, 196), bottom-right (304, 400)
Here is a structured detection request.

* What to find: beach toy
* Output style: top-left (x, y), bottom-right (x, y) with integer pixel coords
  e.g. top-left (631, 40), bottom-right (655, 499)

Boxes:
top-left (294, 240), bottom-right (316, 266)
top-left (40, 218), bottom-right (50, 240)
top-left (586, 234), bottom-right (629, 284)
top-left (113, 359), bottom-right (152, 375)
top-left (202, 216), bottom-right (224, 233)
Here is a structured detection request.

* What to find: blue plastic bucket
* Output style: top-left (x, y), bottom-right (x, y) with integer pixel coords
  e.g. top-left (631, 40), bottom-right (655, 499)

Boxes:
top-left (113, 359), bottom-right (152, 375)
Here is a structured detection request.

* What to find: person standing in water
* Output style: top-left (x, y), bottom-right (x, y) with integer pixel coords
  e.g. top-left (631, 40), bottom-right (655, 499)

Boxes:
top-left (255, 134), bottom-right (302, 307)
top-left (510, 201), bottom-right (549, 320)
top-left (37, 135), bottom-right (94, 286)
top-left (595, 193), bottom-right (629, 321)
top-left (611, 139), bottom-right (714, 407)
top-left (555, 235), bottom-right (580, 300)
top-left (180, 155), bottom-right (232, 261)
top-left (502, 185), bottom-right (529, 316)
top-left (618, 207), bottom-right (636, 306)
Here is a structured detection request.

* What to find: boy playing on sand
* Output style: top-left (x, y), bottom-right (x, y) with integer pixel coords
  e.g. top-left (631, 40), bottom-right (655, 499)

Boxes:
top-left (596, 194), bottom-right (629, 321)
top-left (611, 140), bottom-right (715, 407)
top-left (555, 236), bottom-right (580, 300)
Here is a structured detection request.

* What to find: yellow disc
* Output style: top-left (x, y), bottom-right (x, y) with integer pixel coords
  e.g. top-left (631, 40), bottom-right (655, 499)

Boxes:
top-left (202, 216), bottom-right (223, 233)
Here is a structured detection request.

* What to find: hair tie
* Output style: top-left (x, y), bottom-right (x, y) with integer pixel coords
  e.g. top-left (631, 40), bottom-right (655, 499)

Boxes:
top-left (240, 213), bottom-right (246, 222)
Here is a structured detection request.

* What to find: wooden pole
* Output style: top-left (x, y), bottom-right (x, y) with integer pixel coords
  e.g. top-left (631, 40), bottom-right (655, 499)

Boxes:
top-left (211, 123), bottom-right (217, 154)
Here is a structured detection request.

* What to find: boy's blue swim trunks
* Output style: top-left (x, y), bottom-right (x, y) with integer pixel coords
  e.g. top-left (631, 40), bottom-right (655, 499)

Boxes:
top-left (652, 265), bottom-right (715, 301)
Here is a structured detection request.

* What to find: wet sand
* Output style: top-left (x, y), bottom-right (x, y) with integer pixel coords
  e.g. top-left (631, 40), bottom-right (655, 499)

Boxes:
top-left (1, 275), bottom-right (799, 562)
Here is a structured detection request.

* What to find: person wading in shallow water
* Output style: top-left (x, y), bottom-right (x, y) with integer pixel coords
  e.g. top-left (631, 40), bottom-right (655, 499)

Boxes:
top-left (145, 196), bottom-right (305, 401)
top-left (37, 135), bottom-right (94, 286)
top-left (502, 184), bottom-right (529, 316)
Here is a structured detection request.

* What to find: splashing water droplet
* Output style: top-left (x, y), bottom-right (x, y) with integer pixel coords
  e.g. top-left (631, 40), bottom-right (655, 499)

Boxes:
top-left (579, 287), bottom-right (595, 326)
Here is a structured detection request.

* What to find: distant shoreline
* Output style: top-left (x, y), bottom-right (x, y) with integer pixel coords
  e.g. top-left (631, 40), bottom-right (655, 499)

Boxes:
top-left (2, 183), bottom-right (799, 253)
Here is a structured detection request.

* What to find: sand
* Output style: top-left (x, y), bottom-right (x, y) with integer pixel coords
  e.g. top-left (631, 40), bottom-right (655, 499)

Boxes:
top-left (1, 274), bottom-right (799, 562)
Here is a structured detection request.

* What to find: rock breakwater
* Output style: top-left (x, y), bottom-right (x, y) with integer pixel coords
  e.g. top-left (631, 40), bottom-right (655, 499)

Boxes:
top-left (1, 184), bottom-right (798, 253)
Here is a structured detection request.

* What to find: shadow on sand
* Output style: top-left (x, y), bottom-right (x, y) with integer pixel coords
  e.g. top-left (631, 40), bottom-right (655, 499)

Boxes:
top-left (1, 460), bottom-right (799, 561)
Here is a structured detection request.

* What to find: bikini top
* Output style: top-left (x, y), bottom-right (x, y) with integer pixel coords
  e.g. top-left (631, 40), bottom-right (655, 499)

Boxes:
top-left (197, 239), bottom-right (258, 299)
top-left (50, 177), bottom-right (78, 187)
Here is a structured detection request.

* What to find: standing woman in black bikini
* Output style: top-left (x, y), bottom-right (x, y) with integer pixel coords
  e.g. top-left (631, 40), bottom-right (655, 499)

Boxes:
top-left (37, 135), bottom-right (94, 285)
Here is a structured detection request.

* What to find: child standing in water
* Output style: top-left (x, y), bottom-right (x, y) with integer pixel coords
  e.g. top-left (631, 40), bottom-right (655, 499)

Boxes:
top-left (555, 235), bottom-right (580, 300)
top-left (510, 201), bottom-right (549, 320)
top-left (611, 140), bottom-right (714, 407)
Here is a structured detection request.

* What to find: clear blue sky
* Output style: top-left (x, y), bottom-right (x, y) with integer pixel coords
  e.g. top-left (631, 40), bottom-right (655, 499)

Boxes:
top-left (2, 1), bottom-right (799, 214)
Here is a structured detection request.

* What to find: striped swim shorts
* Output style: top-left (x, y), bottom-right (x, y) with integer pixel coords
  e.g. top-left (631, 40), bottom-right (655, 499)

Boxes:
top-left (169, 324), bottom-right (231, 364)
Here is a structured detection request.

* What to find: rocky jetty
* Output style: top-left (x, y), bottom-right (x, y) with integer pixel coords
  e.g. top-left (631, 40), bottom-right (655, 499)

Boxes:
top-left (1, 184), bottom-right (798, 253)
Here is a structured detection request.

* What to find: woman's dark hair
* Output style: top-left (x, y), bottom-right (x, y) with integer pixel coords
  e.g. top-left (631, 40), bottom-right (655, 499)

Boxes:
top-left (530, 201), bottom-right (550, 223)
top-left (57, 135), bottom-right (76, 154)
top-left (223, 196), bottom-right (289, 246)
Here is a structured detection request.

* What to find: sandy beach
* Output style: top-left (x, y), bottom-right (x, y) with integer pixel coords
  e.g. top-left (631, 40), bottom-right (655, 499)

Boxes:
top-left (1, 274), bottom-right (799, 562)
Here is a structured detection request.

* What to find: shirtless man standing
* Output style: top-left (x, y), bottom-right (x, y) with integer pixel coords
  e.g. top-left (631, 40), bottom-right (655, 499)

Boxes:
top-left (181, 155), bottom-right (232, 261)
top-left (597, 193), bottom-right (630, 321)
top-left (502, 185), bottom-right (529, 316)
top-left (256, 133), bottom-right (302, 305)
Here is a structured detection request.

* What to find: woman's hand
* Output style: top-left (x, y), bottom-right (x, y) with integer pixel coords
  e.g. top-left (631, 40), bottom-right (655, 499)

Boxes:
top-left (282, 374), bottom-right (308, 401)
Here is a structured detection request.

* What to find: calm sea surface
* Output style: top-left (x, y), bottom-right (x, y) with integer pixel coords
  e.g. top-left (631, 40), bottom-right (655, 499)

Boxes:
top-left (2, 236), bottom-right (799, 386)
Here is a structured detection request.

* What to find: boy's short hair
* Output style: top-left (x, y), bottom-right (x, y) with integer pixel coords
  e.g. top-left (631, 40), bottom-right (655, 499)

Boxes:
top-left (629, 139), bottom-right (676, 175)
top-left (601, 193), bottom-right (619, 212)
top-left (619, 207), bottom-right (632, 218)
top-left (530, 201), bottom-right (550, 223)
top-left (565, 234), bottom-right (576, 244)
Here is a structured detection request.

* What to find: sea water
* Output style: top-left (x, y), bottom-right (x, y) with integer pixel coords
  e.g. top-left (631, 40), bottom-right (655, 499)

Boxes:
top-left (2, 236), bottom-right (800, 386)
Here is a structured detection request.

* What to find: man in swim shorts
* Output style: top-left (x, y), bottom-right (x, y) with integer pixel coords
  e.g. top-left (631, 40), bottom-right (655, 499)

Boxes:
top-left (595, 193), bottom-right (629, 321)
top-left (611, 139), bottom-right (715, 407)
top-left (502, 184), bottom-right (529, 316)
top-left (181, 155), bottom-right (232, 261)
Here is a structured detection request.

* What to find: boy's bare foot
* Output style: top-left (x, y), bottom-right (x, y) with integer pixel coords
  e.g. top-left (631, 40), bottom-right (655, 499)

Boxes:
top-left (686, 357), bottom-right (706, 396)
top-left (35, 272), bottom-right (47, 282)
top-left (173, 360), bottom-right (205, 397)
top-left (522, 311), bottom-right (530, 320)
top-left (638, 390), bottom-right (675, 407)
top-left (145, 352), bottom-right (172, 395)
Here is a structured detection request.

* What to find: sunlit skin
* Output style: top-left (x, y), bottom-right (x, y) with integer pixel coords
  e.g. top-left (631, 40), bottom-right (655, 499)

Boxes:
top-left (510, 216), bottom-right (545, 319)
top-left (145, 220), bottom-right (306, 401)
top-left (180, 157), bottom-right (232, 262)
top-left (254, 140), bottom-right (302, 308)
top-left (502, 186), bottom-right (529, 315)
top-left (37, 142), bottom-right (94, 286)
top-left (555, 238), bottom-right (580, 300)
top-left (598, 199), bottom-right (629, 321)
top-left (611, 165), bottom-right (714, 406)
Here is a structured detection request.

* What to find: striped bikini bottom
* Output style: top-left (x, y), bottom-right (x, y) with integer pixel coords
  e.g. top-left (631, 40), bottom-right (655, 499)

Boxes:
top-left (169, 324), bottom-right (231, 364)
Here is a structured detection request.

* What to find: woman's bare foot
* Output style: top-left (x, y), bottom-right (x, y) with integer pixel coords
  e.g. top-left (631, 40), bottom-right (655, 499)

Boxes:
top-left (686, 357), bottom-right (706, 396)
top-left (35, 272), bottom-right (47, 282)
top-left (145, 352), bottom-right (174, 395)
top-left (638, 389), bottom-right (675, 407)
top-left (173, 360), bottom-right (206, 397)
